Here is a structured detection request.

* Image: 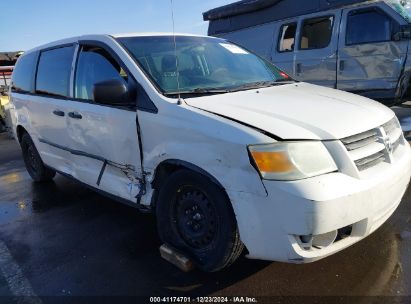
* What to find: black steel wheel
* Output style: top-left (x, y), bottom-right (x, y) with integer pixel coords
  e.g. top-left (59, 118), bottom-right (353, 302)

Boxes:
top-left (156, 169), bottom-right (244, 272)
top-left (21, 133), bottom-right (56, 182)
top-left (174, 186), bottom-right (218, 249)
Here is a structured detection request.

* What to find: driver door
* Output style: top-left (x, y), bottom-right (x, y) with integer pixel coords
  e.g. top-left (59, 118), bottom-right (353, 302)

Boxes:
top-left (65, 43), bottom-right (142, 202)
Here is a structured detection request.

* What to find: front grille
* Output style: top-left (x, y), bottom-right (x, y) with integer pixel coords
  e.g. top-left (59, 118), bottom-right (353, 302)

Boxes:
top-left (354, 151), bottom-right (385, 171)
top-left (341, 118), bottom-right (403, 172)
top-left (341, 129), bottom-right (378, 151)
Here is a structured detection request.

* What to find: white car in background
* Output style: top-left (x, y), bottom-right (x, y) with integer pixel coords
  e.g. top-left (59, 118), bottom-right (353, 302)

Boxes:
top-left (9, 33), bottom-right (411, 271)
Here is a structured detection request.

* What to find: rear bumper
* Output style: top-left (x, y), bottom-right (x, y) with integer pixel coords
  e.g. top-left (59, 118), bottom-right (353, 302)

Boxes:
top-left (229, 142), bottom-right (411, 263)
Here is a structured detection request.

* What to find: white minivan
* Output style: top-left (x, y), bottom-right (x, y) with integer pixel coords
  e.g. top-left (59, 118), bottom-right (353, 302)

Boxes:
top-left (9, 33), bottom-right (411, 272)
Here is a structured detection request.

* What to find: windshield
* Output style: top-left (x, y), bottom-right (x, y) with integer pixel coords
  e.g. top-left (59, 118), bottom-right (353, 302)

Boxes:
top-left (117, 36), bottom-right (290, 95)
top-left (386, 0), bottom-right (411, 22)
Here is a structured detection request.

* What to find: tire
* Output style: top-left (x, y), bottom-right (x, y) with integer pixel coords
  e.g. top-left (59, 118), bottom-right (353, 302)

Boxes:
top-left (0, 117), bottom-right (6, 133)
top-left (21, 133), bottom-right (56, 182)
top-left (397, 73), bottom-right (410, 105)
top-left (156, 169), bottom-right (244, 272)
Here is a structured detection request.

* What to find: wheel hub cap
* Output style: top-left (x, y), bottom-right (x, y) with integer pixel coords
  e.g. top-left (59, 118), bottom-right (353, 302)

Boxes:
top-left (175, 189), bottom-right (217, 249)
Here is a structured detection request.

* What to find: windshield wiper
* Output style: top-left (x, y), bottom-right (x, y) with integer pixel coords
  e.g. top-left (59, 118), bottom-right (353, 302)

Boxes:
top-left (192, 88), bottom-right (230, 94)
top-left (164, 88), bottom-right (230, 97)
top-left (163, 80), bottom-right (295, 97)
top-left (228, 80), bottom-right (294, 92)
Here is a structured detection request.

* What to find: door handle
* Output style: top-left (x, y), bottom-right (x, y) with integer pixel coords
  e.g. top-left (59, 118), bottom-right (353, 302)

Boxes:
top-left (339, 60), bottom-right (345, 72)
top-left (53, 110), bottom-right (65, 117)
top-left (296, 63), bottom-right (302, 75)
top-left (68, 112), bottom-right (82, 119)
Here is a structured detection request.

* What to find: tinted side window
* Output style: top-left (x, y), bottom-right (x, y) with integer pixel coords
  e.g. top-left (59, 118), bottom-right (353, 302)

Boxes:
top-left (11, 52), bottom-right (37, 93)
top-left (36, 46), bottom-right (74, 98)
top-left (346, 10), bottom-right (393, 45)
top-left (278, 23), bottom-right (297, 52)
top-left (300, 16), bottom-right (334, 50)
top-left (75, 47), bottom-right (128, 101)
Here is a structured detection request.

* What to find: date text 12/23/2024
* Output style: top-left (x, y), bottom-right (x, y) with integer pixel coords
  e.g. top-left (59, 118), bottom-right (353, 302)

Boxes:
top-left (150, 297), bottom-right (258, 303)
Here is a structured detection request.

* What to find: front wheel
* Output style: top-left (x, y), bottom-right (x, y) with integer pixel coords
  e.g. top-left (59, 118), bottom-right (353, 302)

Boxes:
top-left (156, 169), bottom-right (244, 272)
top-left (21, 133), bottom-right (56, 182)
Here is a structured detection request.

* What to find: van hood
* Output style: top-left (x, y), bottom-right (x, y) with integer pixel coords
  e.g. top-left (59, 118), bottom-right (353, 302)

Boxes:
top-left (185, 82), bottom-right (394, 140)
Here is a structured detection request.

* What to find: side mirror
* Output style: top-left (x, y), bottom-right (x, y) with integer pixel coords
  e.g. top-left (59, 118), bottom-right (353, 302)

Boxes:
top-left (393, 25), bottom-right (411, 41)
top-left (93, 79), bottom-right (136, 105)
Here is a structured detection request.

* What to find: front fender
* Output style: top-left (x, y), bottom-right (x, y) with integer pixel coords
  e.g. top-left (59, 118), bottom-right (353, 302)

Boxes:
top-left (140, 103), bottom-right (270, 197)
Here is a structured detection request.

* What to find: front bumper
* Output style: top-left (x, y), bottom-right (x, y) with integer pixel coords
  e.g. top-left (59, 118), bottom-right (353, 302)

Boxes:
top-left (228, 141), bottom-right (411, 263)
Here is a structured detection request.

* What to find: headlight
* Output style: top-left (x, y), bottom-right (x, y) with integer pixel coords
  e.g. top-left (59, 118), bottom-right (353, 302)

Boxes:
top-left (248, 141), bottom-right (337, 181)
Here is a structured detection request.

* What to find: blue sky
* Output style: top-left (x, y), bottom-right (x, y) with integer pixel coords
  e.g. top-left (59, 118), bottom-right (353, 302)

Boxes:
top-left (0, 0), bottom-right (234, 52)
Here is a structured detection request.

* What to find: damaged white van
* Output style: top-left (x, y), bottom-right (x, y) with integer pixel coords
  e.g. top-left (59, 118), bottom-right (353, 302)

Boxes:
top-left (10, 34), bottom-right (411, 272)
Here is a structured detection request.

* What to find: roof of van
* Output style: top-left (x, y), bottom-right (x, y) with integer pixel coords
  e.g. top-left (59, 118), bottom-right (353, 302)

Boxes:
top-left (22, 33), bottom-right (213, 55)
top-left (204, 0), bottom-right (378, 35)
top-left (112, 32), bottom-right (209, 38)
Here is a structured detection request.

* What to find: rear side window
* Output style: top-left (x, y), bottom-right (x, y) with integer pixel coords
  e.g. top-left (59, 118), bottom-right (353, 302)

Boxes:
top-left (11, 52), bottom-right (37, 93)
top-left (74, 46), bottom-right (128, 101)
top-left (278, 23), bottom-right (297, 52)
top-left (346, 9), bottom-right (394, 45)
top-left (300, 16), bottom-right (334, 49)
top-left (35, 46), bottom-right (74, 98)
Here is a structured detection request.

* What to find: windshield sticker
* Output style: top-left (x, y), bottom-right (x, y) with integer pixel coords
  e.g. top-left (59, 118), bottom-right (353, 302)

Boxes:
top-left (220, 43), bottom-right (249, 54)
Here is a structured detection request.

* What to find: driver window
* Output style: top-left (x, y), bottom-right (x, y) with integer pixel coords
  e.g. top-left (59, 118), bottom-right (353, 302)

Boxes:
top-left (75, 46), bottom-right (128, 101)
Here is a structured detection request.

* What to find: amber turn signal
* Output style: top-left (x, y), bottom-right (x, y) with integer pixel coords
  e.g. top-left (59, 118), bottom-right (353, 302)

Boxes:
top-left (250, 151), bottom-right (293, 173)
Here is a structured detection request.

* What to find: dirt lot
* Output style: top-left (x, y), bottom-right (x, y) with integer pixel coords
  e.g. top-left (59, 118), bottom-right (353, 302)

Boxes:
top-left (0, 106), bottom-right (410, 304)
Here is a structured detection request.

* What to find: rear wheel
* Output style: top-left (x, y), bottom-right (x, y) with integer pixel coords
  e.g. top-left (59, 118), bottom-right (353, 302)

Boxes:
top-left (21, 133), bottom-right (56, 182)
top-left (397, 73), bottom-right (410, 104)
top-left (156, 169), bottom-right (243, 272)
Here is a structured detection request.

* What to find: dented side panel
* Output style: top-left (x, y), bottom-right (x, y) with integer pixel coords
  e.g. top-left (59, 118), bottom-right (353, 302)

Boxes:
top-left (138, 102), bottom-right (271, 203)
top-left (65, 100), bottom-right (142, 202)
